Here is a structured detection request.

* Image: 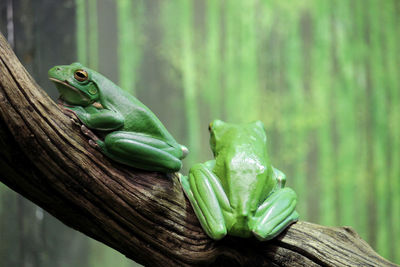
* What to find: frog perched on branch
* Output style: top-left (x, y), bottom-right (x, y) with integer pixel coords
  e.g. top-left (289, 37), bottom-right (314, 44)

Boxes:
top-left (49, 63), bottom-right (188, 173)
top-left (181, 120), bottom-right (298, 241)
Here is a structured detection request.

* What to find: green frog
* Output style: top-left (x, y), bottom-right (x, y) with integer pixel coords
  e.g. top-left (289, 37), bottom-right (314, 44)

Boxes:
top-left (49, 62), bottom-right (188, 173)
top-left (180, 120), bottom-right (298, 240)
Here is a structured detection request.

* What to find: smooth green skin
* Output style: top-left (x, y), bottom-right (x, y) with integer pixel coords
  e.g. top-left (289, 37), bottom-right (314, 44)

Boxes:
top-left (49, 62), bottom-right (188, 173)
top-left (180, 120), bottom-right (299, 240)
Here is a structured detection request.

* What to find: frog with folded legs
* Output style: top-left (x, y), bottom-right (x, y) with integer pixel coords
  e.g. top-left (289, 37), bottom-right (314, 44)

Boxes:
top-left (180, 120), bottom-right (298, 240)
top-left (49, 62), bottom-right (188, 173)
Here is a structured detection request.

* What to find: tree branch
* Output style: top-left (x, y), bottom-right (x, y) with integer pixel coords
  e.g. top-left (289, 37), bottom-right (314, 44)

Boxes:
top-left (0, 32), bottom-right (397, 266)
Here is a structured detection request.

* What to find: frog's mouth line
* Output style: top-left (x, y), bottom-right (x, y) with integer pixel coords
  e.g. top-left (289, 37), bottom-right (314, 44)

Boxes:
top-left (49, 78), bottom-right (90, 102)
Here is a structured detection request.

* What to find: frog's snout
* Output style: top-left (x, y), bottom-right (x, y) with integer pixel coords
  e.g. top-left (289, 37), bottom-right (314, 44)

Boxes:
top-left (181, 145), bottom-right (189, 159)
top-left (48, 66), bottom-right (61, 77)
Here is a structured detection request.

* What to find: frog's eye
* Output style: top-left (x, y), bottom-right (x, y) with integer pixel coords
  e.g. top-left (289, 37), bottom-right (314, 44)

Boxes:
top-left (74, 69), bottom-right (88, 82)
top-left (208, 122), bottom-right (213, 131)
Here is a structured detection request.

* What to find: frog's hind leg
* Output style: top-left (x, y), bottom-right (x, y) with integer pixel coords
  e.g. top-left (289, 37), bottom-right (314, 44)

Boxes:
top-left (96, 131), bottom-right (183, 172)
top-left (249, 187), bottom-right (299, 241)
top-left (180, 162), bottom-right (231, 240)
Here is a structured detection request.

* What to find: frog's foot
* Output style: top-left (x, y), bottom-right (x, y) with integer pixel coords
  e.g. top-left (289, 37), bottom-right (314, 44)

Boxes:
top-left (88, 139), bottom-right (99, 149)
top-left (249, 187), bottom-right (299, 241)
top-left (180, 145), bottom-right (189, 159)
top-left (180, 163), bottom-right (230, 240)
top-left (57, 100), bottom-right (81, 126)
top-left (80, 125), bottom-right (101, 149)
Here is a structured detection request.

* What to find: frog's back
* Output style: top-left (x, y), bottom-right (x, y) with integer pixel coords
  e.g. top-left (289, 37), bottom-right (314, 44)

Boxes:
top-left (223, 145), bottom-right (271, 215)
top-left (92, 71), bottom-right (178, 144)
top-left (213, 144), bottom-right (274, 238)
top-left (213, 123), bottom-right (277, 219)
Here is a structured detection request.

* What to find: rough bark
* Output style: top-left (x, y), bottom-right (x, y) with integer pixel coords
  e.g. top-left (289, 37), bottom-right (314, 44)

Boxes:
top-left (0, 32), bottom-right (397, 267)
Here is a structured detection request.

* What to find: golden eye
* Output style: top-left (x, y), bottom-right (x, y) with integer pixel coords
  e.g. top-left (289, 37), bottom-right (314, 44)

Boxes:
top-left (208, 122), bottom-right (213, 131)
top-left (74, 69), bottom-right (88, 82)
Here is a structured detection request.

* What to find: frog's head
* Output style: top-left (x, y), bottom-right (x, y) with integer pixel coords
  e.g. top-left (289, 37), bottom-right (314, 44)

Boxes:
top-left (208, 119), bottom-right (234, 155)
top-left (208, 119), bottom-right (267, 156)
top-left (208, 119), bottom-right (222, 155)
top-left (48, 62), bottom-right (100, 106)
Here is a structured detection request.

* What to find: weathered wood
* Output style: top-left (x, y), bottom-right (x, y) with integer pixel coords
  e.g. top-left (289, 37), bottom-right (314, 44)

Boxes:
top-left (0, 32), bottom-right (397, 266)
top-left (0, 2), bottom-right (86, 267)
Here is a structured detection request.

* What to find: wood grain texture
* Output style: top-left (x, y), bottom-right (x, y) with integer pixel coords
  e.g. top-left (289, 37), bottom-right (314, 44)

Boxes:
top-left (0, 32), bottom-right (397, 266)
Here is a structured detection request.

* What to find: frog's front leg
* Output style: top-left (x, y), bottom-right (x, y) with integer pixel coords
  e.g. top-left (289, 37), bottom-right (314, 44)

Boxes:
top-left (249, 187), bottom-right (299, 241)
top-left (180, 161), bottom-right (232, 240)
top-left (66, 105), bottom-right (124, 131)
top-left (97, 131), bottom-right (184, 172)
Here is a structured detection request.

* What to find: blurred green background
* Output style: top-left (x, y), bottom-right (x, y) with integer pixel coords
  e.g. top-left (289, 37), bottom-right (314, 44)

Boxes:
top-left (1, 0), bottom-right (399, 266)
